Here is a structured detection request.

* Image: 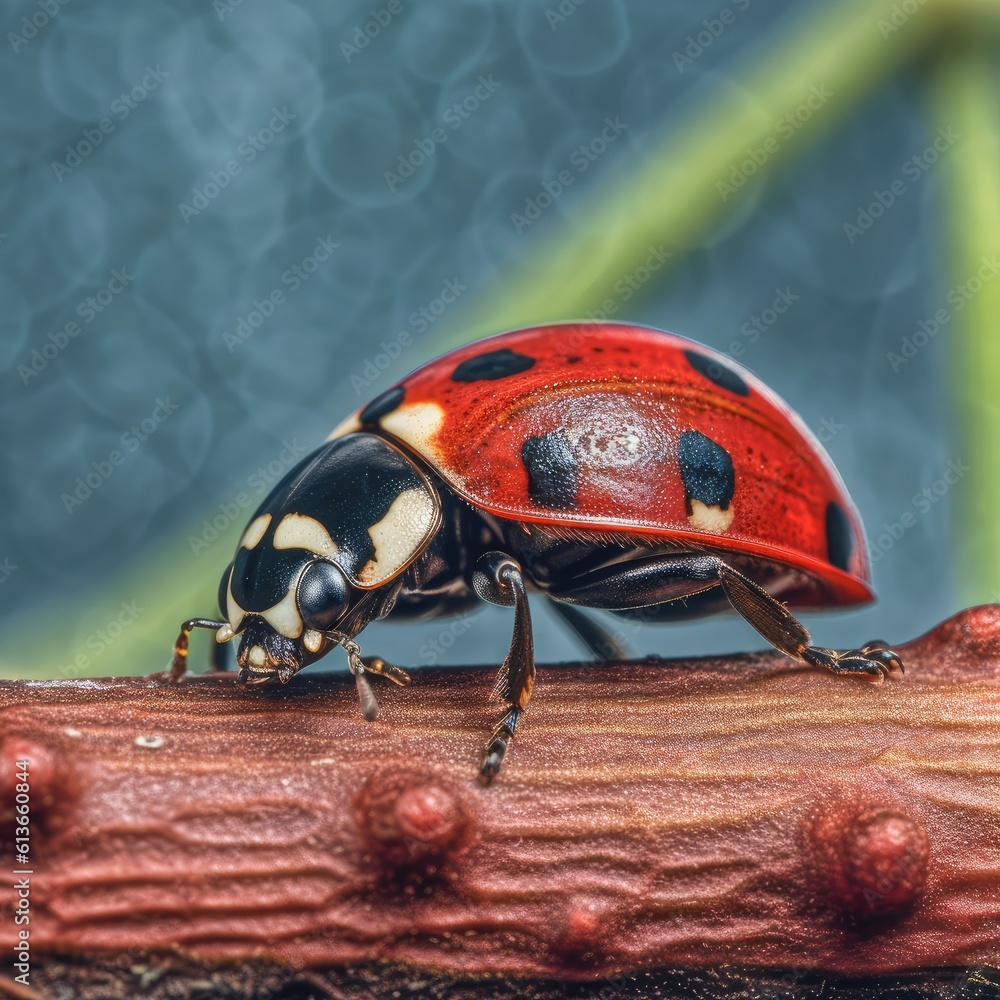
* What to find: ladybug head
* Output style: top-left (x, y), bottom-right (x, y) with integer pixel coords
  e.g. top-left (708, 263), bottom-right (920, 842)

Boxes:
top-left (220, 554), bottom-right (354, 684)
top-left (235, 617), bottom-right (305, 684)
top-left (207, 433), bottom-right (441, 685)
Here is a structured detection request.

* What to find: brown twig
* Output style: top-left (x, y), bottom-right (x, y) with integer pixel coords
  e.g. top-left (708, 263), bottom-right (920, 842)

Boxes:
top-left (1, 607), bottom-right (999, 988)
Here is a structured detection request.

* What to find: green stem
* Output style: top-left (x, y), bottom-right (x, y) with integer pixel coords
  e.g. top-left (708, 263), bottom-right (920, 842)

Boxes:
top-left (933, 48), bottom-right (1000, 604)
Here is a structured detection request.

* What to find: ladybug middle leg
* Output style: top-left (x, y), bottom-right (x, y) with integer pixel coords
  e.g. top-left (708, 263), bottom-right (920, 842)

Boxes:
top-left (547, 554), bottom-right (904, 682)
top-left (472, 551), bottom-right (535, 783)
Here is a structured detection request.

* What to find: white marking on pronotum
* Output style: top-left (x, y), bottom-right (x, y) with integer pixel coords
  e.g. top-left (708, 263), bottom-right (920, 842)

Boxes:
top-left (226, 577), bottom-right (245, 633)
top-left (379, 401), bottom-right (448, 464)
top-left (216, 624), bottom-right (234, 643)
top-left (303, 629), bottom-right (324, 653)
top-left (357, 487), bottom-right (437, 585)
top-left (687, 498), bottom-right (735, 533)
top-left (240, 513), bottom-right (272, 550)
top-left (326, 414), bottom-right (361, 440)
top-left (273, 513), bottom-right (339, 560)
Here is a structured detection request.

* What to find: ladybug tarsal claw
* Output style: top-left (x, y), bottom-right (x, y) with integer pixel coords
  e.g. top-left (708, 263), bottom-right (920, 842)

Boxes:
top-left (861, 640), bottom-right (905, 675)
top-left (804, 642), bottom-right (905, 682)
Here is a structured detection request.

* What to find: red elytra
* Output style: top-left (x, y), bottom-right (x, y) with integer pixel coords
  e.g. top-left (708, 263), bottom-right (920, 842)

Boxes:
top-left (339, 322), bottom-right (871, 609)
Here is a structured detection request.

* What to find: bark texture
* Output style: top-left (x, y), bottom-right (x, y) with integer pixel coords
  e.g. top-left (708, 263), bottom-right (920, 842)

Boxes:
top-left (1, 606), bottom-right (999, 986)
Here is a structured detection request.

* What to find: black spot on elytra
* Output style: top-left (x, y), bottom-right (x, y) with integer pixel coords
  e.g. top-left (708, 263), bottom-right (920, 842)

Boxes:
top-left (678, 430), bottom-right (735, 510)
top-left (360, 384), bottom-right (405, 424)
top-left (451, 348), bottom-right (535, 382)
top-left (825, 501), bottom-right (854, 572)
top-left (521, 432), bottom-right (578, 509)
top-left (683, 349), bottom-right (750, 397)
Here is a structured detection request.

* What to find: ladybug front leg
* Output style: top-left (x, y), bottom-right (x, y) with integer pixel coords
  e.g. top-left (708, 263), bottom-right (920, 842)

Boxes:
top-left (716, 562), bottom-right (905, 682)
top-left (169, 618), bottom-right (229, 681)
top-left (472, 551), bottom-right (535, 784)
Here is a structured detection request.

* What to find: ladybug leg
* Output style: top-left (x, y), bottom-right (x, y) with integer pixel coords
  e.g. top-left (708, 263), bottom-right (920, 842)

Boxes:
top-left (358, 655), bottom-right (412, 687)
top-left (716, 562), bottom-right (904, 682)
top-left (169, 618), bottom-right (229, 681)
top-left (472, 551), bottom-right (535, 783)
top-left (548, 600), bottom-right (629, 662)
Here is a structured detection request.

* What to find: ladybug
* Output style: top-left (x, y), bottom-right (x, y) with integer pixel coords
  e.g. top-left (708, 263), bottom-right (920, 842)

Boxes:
top-left (171, 322), bottom-right (902, 781)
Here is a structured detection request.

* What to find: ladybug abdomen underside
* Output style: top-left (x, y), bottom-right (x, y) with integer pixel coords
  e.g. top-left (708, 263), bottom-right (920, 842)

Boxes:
top-left (344, 324), bottom-right (871, 605)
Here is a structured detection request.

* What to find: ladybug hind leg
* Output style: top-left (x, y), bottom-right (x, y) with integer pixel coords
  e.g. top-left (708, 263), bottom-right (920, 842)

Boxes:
top-left (472, 551), bottom-right (536, 783)
top-left (716, 561), bottom-right (904, 682)
top-left (548, 599), bottom-right (629, 662)
top-left (544, 552), bottom-right (903, 682)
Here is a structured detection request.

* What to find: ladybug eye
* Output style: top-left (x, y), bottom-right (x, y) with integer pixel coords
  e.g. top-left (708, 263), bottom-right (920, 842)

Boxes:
top-left (296, 560), bottom-right (351, 631)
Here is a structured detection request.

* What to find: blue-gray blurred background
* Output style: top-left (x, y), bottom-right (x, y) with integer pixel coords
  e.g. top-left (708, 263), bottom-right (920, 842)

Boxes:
top-left (0, 0), bottom-right (969, 678)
